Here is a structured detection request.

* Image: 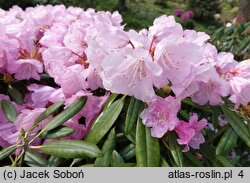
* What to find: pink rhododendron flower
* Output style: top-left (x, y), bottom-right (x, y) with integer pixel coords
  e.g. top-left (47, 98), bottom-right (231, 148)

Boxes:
top-left (183, 30), bottom-right (210, 46)
top-left (148, 15), bottom-right (183, 42)
top-left (191, 69), bottom-right (230, 105)
top-left (0, 122), bottom-right (19, 148)
top-left (175, 113), bottom-right (207, 152)
top-left (64, 90), bottom-right (109, 137)
top-left (228, 77), bottom-right (250, 107)
top-left (14, 108), bottom-right (47, 132)
top-left (42, 47), bottom-right (73, 67)
top-left (7, 59), bottom-right (43, 80)
top-left (101, 48), bottom-right (163, 102)
top-left (27, 84), bottom-right (57, 108)
top-left (140, 96), bottom-right (181, 138)
top-left (46, 63), bottom-right (88, 97)
top-left (225, 59), bottom-right (250, 107)
top-left (215, 52), bottom-right (237, 75)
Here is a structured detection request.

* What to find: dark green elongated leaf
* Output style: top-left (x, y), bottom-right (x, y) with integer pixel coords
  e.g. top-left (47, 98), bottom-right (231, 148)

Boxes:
top-left (125, 128), bottom-right (136, 144)
top-left (42, 96), bottom-right (87, 133)
top-left (200, 143), bottom-right (216, 162)
top-left (125, 97), bottom-right (143, 135)
top-left (8, 86), bottom-right (23, 104)
top-left (47, 156), bottom-right (63, 167)
top-left (145, 127), bottom-right (160, 166)
top-left (160, 157), bottom-right (170, 167)
top-left (220, 106), bottom-right (250, 147)
top-left (135, 107), bottom-right (147, 167)
top-left (248, 119), bottom-right (250, 135)
top-left (41, 126), bottom-right (74, 139)
top-left (216, 126), bottom-right (238, 155)
top-left (168, 132), bottom-right (183, 167)
top-left (120, 144), bottom-right (135, 161)
top-left (111, 150), bottom-right (125, 167)
top-left (79, 164), bottom-right (94, 167)
top-left (85, 96), bottom-right (125, 144)
top-left (238, 39), bottom-right (250, 54)
top-left (136, 107), bottom-right (160, 167)
top-left (125, 163), bottom-right (136, 167)
top-left (1, 99), bottom-right (17, 122)
top-left (0, 145), bottom-right (18, 161)
top-left (182, 98), bottom-right (212, 113)
top-left (178, 110), bottom-right (190, 121)
top-left (70, 158), bottom-right (84, 167)
top-left (24, 150), bottom-right (48, 167)
top-left (94, 128), bottom-right (117, 167)
top-left (216, 155), bottom-right (234, 167)
top-left (211, 106), bottom-right (221, 129)
top-left (102, 93), bottom-right (119, 110)
top-left (184, 152), bottom-right (204, 167)
top-left (39, 140), bottom-right (102, 159)
top-left (28, 101), bottom-right (64, 132)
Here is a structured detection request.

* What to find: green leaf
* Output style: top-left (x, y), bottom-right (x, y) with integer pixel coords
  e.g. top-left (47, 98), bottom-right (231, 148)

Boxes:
top-left (220, 105), bottom-right (250, 147)
top-left (182, 98), bottom-right (212, 113)
top-left (70, 158), bottom-right (84, 167)
top-left (102, 93), bottom-right (119, 110)
top-left (160, 157), bottom-right (170, 167)
top-left (42, 96), bottom-right (87, 133)
top-left (41, 126), bottom-right (74, 139)
top-left (120, 143), bottom-right (135, 161)
top-left (85, 96), bottom-right (125, 144)
top-left (216, 155), bottom-right (234, 167)
top-left (136, 107), bottom-right (160, 167)
top-left (94, 128), bottom-right (117, 167)
top-left (28, 101), bottom-right (64, 132)
top-left (125, 97), bottom-right (143, 135)
top-left (248, 119), bottom-right (250, 135)
top-left (125, 128), bottom-right (136, 144)
top-left (0, 145), bottom-right (18, 161)
top-left (168, 132), bottom-right (183, 167)
top-left (179, 110), bottom-right (190, 121)
top-left (200, 143), bottom-right (216, 162)
top-left (211, 106), bottom-right (221, 129)
top-left (79, 164), bottom-right (94, 167)
top-left (47, 156), bottom-right (63, 167)
top-left (184, 152), bottom-right (204, 167)
top-left (111, 150), bottom-right (125, 167)
top-left (39, 140), bottom-right (102, 159)
top-left (1, 99), bottom-right (17, 122)
top-left (216, 126), bottom-right (238, 155)
top-left (124, 163), bottom-right (136, 167)
top-left (8, 86), bottom-right (23, 104)
top-left (24, 150), bottom-right (48, 167)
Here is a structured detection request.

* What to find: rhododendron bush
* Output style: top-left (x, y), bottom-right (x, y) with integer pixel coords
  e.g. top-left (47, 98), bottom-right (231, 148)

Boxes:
top-left (0, 5), bottom-right (250, 167)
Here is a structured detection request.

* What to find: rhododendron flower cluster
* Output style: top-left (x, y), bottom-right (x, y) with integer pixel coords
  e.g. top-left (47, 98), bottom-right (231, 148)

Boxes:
top-left (0, 5), bottom-right (250, 156)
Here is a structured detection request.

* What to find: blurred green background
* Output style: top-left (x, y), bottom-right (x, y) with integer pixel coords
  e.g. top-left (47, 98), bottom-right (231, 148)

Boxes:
top-left (0, 0), bottom-right (249, 59)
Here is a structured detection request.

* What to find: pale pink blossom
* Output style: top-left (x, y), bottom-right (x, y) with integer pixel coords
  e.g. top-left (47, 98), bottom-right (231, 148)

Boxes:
top-left (140, 96), bottom-right (180, 138)
top-left (191, 69), bottom-right (230, 105)
top-left (7, 59), bottom-right (43, 80)
top-left (215, 52), bottom-right (237, 75)
top-left (101, 48), bottom-right (163, 102)
top-left (228, 77), bottom-right (250, 107)
top-left (27, 84), bottom-right (57, 108)
top-left (64, 90), bottom-right (109, 138)
top-left (183, 30), bottom-right (210, 46)
top-left (175, 113), bottom-right (207, 152)
top-left (148, 15), bottom-right (183, 42)
top-left (46, 63), bottom-right (88, 97)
